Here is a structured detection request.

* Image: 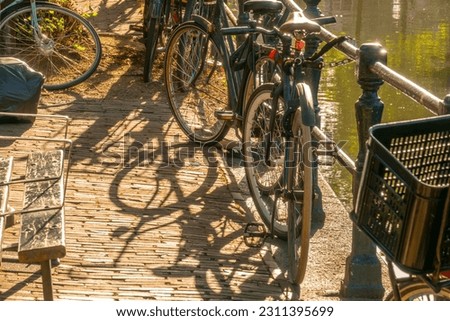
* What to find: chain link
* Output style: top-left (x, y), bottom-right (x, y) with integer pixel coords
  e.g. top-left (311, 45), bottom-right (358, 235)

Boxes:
top-left (322, 37), bottom-right (357, 69)
top-left (324, 57), bottom-right (355, 68)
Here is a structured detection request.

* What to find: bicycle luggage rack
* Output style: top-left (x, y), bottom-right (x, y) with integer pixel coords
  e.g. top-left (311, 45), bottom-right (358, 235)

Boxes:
top-left (352, 114), bottom-right (450, 282)
top-left (244, 222), bottom-right (268, 248)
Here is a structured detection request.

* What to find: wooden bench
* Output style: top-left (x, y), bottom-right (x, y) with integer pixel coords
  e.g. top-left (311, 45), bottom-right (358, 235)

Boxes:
top-left (18, 150), bottom-right (66, 300)
top-left (0, 157), bottom-right (13, 267)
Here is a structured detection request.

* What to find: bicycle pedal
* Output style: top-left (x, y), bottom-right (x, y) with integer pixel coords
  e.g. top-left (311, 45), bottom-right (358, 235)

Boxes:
top-left (243, 222), bottom-right (267, 248)
top-left (215, 110), bottom-right (235, 121)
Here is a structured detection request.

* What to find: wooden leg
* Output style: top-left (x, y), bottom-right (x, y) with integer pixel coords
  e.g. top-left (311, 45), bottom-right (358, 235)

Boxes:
top-left (41, 260), bottom-right (54, 301)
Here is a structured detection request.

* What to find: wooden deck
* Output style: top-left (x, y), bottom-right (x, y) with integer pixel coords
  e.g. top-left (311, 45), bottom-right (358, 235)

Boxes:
top-left (0, 97), bottom-right (292, 300)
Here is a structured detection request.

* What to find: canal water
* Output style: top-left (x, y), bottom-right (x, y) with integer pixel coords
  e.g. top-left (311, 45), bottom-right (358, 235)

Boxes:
top-left (313, 0), bottom-right (450, 208)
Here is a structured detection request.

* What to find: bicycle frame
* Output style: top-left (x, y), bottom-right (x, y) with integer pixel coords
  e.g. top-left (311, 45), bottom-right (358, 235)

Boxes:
top-left (202, 0), bottom-right (291, 122)
top-left (206, 0), bottom-right (242, 116)
top-left (240, 4), bottom-right (338, 283)
top-left (207, 0), bottom-right (309, 121)
top-left (265, 33), bottom-right (316, 158)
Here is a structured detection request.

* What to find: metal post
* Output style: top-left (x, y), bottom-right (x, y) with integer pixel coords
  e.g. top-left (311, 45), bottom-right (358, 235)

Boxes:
top-left (302, 0), bottom-right (323, 127)
top-left (341, 43), bottom-right (386, 299)
top-left (444, 94), bottom-right (450, 114)
top-left (237, 0), bottom-right (249, 25)
top-left (41, 260), bottom-right (54, 301)
top-left (302, 0), bottom-right (325, 223)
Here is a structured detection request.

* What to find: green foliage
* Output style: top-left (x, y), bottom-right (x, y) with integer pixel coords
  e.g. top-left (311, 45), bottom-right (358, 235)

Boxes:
top-left (34, 3), bottom-right (94, 53)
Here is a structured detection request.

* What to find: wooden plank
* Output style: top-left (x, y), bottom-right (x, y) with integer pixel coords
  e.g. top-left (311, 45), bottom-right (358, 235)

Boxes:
top-left (0, 157), bottom-right (13, 266)
top-left (18, 151), bottom-right (66, 263)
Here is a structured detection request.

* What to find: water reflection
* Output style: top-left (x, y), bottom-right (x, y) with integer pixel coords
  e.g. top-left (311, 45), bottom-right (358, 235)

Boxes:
top-left (314, 0), bottom-right (450, 207)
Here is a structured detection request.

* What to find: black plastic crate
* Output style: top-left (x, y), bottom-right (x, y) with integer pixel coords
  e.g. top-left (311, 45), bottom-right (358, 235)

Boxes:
top-left (354, 114), bottom-right (450, 274)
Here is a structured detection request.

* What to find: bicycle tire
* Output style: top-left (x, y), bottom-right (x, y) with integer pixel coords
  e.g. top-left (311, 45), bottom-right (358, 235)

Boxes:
top-left (243, 82), bottom-right (313, 283)
top-left (0, 2), bottom-right (102, 90)
top-left (143, 0), bottom-right (182, 82)
top-left (385, 279), bottom-right (450, 301)
top-left (286, 83), bottom-right (313, 284)
top-left (164, 21), bottom-right (230, 144)
top-left (143, 0), bottom-right (151, 40)
top-left (143, 16), bottom-right (163, 82)
top-left (243, 83), bottom-right (288, 238)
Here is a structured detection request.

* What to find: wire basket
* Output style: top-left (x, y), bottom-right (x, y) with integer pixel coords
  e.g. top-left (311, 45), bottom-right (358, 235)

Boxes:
top-left (354, 114), bottom-right (450, 274)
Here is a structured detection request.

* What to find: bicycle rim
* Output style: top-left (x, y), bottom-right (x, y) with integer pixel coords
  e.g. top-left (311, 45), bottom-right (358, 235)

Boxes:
top-left (164, 22), bottom-right (229, 144)
top-left (286, 106), bottom-right (313, 285)
top-left (243, 84), bottom-right (288, 238)
top-left (0, 3), bottom-right (102, 90)
top-left (386, 279), bottom-right (450, 301)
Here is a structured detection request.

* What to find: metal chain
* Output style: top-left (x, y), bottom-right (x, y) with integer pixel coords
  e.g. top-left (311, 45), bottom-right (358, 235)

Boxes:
top-left (322, 37), bottom-right (357, 69)
top-left (324, 57), bottom-right (355, 68)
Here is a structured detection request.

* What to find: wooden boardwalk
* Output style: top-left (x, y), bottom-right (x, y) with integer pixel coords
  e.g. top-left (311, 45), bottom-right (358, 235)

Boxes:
top-left (0, 0), bottom-right (289, 300)
top-left (0, 99), bottom-right (291, 301)
top-left (0, 89), bottom-right (293, 300)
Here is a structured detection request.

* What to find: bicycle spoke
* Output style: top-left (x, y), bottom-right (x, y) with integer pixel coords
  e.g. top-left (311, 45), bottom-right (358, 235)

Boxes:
top-left (164, 22), bottom-right (229, 143)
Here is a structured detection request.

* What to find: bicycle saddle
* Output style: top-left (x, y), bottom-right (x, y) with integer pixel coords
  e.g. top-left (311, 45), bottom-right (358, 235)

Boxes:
top-left (243, 0), bottom-right (284, 15)
top-left (279, 12), bottom-right (321, 34)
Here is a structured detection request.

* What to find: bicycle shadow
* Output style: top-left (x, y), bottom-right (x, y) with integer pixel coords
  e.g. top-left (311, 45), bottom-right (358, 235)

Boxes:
top-left (105, 134), bottom-right (293, 299)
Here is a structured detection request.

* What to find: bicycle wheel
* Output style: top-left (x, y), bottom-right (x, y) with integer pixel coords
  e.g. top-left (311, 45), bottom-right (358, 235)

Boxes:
top-left (0, 3), bottom-right (102, 90)
top-left (243, 82), bottom-right (313, 284)
top-left (385, 279), bottom-right (450, 301)
top-left (143, 0), bottom-right (182, 82)
top-left (164, 22), bottom-right (230, 144)
top-left (286, 85), bottom-right (313, 284)
top-left (240, 55), bottom-right (281, 115)
top-left (243, 83), bottom-right (287, 238)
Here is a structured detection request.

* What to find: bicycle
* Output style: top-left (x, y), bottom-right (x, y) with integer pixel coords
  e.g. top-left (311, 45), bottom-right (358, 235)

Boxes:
top-left (141, 0), bottom-right (237, 83)
top-left (163, 0), bottom-right (291, 144)
top-left (164, 0), bottom-right (337, 284)
top-left (0, 0), bottom-right (102, 90)
top-left (241, 7), bottom-right (344, 284)
top-left (352, 114), bottom-right (450, 300)
top-left (141, 0), bottom-right (184, 82)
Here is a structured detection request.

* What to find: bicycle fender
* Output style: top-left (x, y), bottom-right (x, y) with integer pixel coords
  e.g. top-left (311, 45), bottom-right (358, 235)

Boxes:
top-left (192, 15), bottom-right (213, 33)
top-left (296, 83), bottom-right (316, 126)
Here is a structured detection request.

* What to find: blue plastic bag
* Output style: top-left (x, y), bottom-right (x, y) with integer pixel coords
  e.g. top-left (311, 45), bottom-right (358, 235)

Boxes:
top-left (0, 57), bottom-right (44, 123)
